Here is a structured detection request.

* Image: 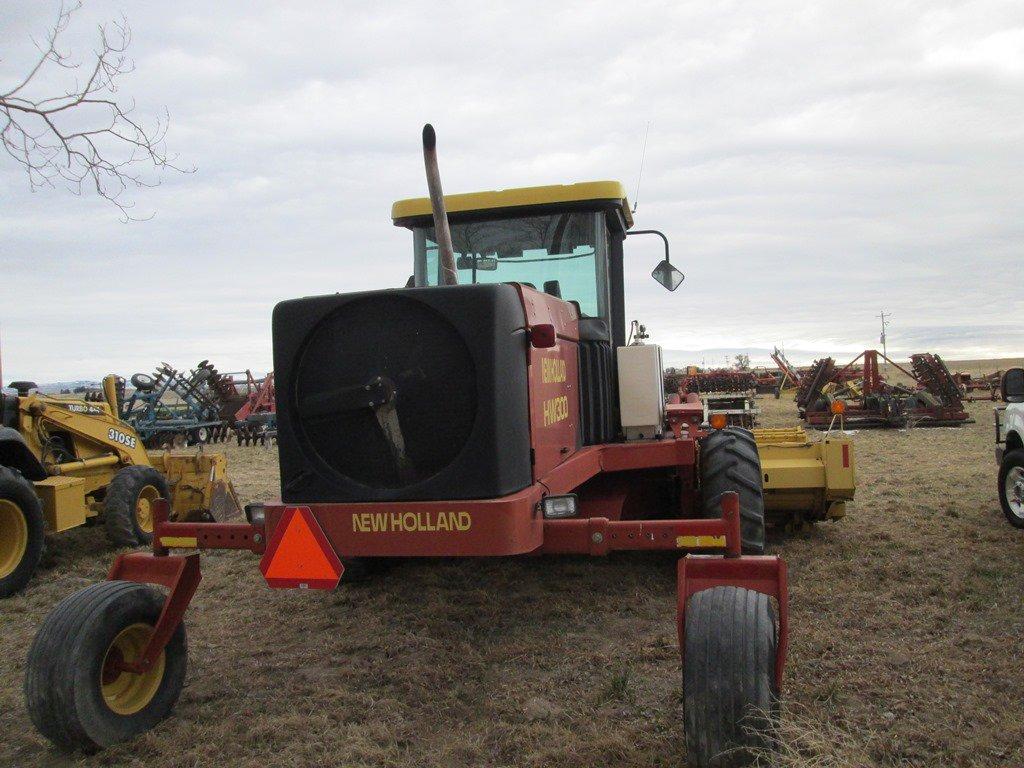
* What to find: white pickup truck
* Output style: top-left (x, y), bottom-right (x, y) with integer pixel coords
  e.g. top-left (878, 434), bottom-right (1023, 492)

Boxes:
top-left (996, 367), bottom-right (1024, 528)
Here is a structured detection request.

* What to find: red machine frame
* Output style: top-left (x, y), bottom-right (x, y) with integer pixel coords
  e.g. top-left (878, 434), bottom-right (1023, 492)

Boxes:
top-left (105, 443), bottom-right (788, 689)
top-left (234, 370), bottom-right (276, 422)
top-left (955, 370), bottom-right (1001, 402)
top-left (99, 286), bottom-right (788, 698)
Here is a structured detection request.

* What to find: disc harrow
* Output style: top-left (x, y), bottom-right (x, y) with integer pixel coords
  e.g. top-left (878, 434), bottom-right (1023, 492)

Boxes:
top-left (120, 362), bottom-right (233, 447)
top-left (231, 371), bottom-right (277, 446)
top-left (795, 358), bottom-right (836, 410)
top-left (911, 353), bottom-right (964, 409)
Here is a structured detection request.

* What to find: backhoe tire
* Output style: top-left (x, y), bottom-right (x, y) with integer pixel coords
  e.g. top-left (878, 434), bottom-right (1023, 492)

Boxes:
top-left (699, 427), bottom-right (766, 554)
top-left (24, 580), bottom-right (187, 751)
top-left (104, 466), bottom-right (170, 547)
top-left (683, 586), bottom-right (778, 768)
top-left (0, 467), bottom-right (45, 598)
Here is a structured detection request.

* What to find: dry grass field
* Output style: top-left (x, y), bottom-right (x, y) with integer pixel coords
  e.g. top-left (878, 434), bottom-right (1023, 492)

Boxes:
top-left (1, 358), bottom-right (1022, 767)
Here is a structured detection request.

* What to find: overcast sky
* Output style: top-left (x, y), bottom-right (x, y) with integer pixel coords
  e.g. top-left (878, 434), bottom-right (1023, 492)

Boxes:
top-left (1, 0), bottom-right (1022, 382)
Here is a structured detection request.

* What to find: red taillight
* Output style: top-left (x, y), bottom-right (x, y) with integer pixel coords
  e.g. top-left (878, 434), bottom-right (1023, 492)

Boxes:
top-left (842, 444), bottom-right (850, 468)
top-left (530, 324), bottom-right (557, 348)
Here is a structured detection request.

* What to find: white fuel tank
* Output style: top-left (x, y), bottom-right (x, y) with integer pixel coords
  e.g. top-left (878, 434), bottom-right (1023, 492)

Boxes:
top-left (616, 344), bottom-right (665, 440)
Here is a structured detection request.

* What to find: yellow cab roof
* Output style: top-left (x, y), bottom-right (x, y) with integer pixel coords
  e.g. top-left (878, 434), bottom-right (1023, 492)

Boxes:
top-left (391, 180), bottom-right (634, 229)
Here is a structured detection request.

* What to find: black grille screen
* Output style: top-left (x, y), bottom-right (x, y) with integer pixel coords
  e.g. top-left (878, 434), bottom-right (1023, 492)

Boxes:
top-left (294, 295), bottom-right (477, 488)
top-left (579, 340), bottom-right (614, 445)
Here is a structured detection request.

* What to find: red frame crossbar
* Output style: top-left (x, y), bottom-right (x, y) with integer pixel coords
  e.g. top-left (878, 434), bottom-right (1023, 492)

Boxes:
top-left (107, 491), bottom-right (788, 686)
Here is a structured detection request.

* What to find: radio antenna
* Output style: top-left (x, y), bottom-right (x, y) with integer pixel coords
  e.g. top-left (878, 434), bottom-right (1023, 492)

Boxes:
top-left (631, 121), bottom-right (651, 214)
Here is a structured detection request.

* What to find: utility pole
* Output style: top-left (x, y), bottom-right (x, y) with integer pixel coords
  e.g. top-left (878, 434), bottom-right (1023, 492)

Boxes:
top-left (878, 311), bottom-right (891, 370)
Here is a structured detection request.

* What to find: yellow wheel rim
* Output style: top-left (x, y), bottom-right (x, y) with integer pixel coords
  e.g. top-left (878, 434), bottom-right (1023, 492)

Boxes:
top-left (0, 499), bottom-right (28, 580)
top-left (135, 485), bottom-right (160, 534)
top-left (100, 623), bottom-right (166, 715)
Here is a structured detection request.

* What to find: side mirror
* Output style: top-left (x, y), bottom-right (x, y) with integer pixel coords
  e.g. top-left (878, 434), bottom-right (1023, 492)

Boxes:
top-left (1002, 368), bottom-right (1024, 403)
top-left (652, 260), bottom-right (684, 291)
top-left (625, 229), bottom-right (685, 292)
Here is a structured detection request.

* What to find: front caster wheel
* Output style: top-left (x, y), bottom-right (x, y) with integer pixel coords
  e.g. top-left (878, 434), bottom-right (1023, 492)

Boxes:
top-left (24, 581), bottom-right (187, 751)
top-left (683, 585), bottom-right (778, 767)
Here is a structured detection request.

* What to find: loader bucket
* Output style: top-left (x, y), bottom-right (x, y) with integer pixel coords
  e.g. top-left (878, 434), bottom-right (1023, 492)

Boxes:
top-left (147, 451), bottom-right (242, 522)
top-left (754, 427), bottom-right (855, 527)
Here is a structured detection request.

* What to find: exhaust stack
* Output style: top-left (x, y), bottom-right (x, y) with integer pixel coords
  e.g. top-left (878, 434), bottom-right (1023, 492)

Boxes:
top-left (102, 374), bottom-right (120, 417)
top-left (421, 124), bottom-right (458, 286)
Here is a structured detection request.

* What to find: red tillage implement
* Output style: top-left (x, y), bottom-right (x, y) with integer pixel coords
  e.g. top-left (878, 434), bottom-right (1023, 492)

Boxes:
top-left (800, 349), bottom-right (971, 428)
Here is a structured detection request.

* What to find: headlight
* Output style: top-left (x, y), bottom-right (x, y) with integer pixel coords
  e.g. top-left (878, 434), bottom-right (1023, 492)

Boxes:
top-left (245, 503), bottom-right (266, 527)
top-left (541, 494), bottom-right (579, 519)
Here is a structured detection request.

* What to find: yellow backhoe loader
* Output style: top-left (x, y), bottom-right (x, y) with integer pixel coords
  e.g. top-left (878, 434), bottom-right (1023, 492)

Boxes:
top-left (0, 376), bottom-right (240, 597)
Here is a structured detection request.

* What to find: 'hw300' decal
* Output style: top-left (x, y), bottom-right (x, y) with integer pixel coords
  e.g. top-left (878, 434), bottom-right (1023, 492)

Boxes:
top-left (542, 395), bottom-right (569, 426)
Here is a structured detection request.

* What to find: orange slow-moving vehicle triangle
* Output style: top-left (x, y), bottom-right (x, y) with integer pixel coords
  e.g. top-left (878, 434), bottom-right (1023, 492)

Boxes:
top-left (259, 507), bottom-right (344, 589)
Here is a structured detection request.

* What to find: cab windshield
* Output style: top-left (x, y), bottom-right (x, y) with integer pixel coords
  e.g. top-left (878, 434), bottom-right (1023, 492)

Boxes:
top-left (414, 211), bottom-right (608, 318)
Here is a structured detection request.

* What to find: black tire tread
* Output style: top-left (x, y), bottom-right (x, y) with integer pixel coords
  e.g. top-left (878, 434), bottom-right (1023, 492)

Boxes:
top-left (25, 581), bottom-right (140, 748)
top-left (998, 449), bottom-right (1024, 529)
top-left (0, 466), bottom-right (46, 598)
top-left (130, 373), bottom-right (155, 391)
top-left (24, 580), bottom-right (186, 752)
top-left (683, 585), bottom-right (777, 767)
top-left (104, 465), bottom-right (170, 547)
top-left (699, 427), bottom-right (766, 554)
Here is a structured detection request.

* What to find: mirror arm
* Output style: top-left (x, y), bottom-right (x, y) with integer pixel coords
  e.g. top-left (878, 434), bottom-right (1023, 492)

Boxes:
top-left (625, 229), bottom-right (670, 263)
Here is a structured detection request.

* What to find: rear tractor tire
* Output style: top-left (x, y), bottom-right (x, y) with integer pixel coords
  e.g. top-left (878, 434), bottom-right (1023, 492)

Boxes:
top-left (683, 586), bottom-right (778, 768)
top-left (0, 467), bottom-right (45, 598)
top-left (699, 427), bottom-right (766, 554)
top-left (24, 581), bottom-right (187, 751)
top-left (104, 466), bottom-right (170, 547)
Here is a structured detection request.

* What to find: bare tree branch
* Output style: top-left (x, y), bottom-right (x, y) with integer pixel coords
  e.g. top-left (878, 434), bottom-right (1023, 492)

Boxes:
top-left (1, 2), bottom-right (192, 220)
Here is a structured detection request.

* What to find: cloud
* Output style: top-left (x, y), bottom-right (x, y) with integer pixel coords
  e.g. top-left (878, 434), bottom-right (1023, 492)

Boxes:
top-left (0, 0), bottom-right (1022, 382)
